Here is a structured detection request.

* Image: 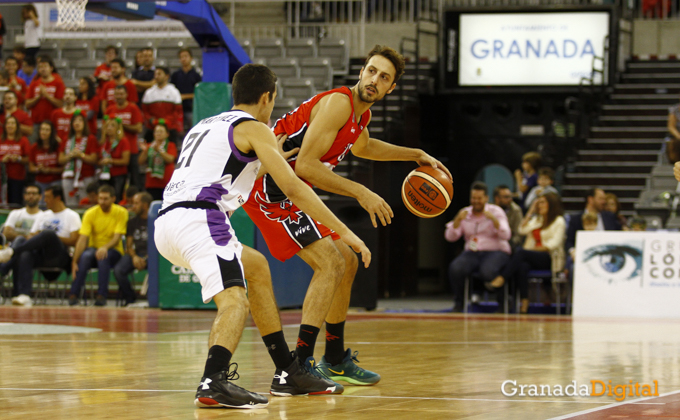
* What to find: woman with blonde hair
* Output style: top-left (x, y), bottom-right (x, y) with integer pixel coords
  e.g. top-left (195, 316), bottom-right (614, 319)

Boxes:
top-left (489, 192), bottom-right (566, 314)
top-left (98, 116), bottom-right (130, 201)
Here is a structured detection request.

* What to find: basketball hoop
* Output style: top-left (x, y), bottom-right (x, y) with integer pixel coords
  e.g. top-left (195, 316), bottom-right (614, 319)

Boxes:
top-left (55, 0), bottom-right (88, 30)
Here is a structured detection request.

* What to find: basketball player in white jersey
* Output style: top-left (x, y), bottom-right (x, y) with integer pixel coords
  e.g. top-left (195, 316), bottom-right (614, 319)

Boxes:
top-left (154, 64), bottom-right (370, 409)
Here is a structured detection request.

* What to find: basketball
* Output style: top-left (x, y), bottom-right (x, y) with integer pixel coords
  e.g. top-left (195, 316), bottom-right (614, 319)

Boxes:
top-left (401, 166), bottom-right (454, 218)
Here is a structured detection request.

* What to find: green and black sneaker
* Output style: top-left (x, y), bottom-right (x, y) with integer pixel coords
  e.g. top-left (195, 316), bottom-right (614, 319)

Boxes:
top-left (318, 349), bottom-right (381, 386)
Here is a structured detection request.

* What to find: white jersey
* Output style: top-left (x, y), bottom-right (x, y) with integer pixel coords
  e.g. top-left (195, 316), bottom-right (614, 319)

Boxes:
top-left (161, 110), bottom-right (262, 213)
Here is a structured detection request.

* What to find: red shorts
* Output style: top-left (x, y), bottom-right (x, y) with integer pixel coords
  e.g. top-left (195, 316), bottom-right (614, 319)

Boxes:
top-left (243, 177), bottom-right (340, 261)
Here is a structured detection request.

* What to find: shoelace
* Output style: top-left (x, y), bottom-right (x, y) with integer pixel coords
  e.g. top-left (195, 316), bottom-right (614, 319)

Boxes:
top-left (351, 350), bottom-right (361, 364)
top-left (225, 362), bottom-right (240, 381)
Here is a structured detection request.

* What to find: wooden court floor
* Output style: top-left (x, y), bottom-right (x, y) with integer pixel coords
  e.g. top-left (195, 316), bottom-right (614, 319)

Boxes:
top-left (2, 306), bottom-right (680, 420)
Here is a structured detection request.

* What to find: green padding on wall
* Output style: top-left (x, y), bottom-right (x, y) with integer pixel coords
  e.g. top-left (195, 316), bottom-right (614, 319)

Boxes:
top-left (158, 207), bottom-right (254, 309)
top-left (192, 82), bottom-right (233, 123)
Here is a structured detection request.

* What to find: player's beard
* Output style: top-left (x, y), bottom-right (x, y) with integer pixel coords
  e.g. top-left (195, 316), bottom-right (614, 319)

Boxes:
top-left (358, 82), bottom-right (381, 103)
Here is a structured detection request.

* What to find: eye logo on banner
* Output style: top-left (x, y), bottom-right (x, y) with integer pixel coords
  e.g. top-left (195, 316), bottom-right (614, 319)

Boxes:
top-left (582, 242), bottom-right (643, 284)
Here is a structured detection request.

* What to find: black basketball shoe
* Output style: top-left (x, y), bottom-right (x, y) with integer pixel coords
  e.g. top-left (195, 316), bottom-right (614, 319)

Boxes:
top-left (270, 353), bottom-right (343, 396)
top-left (194, 363), bottom-right (268, 409)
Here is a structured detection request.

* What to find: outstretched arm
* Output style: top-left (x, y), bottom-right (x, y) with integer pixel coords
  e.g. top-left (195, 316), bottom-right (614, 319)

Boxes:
top-left (351, 131), bottom-right (452, 181)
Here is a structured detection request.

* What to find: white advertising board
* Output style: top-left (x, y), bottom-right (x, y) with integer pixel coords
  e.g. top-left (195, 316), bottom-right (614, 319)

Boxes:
top-left (573, 231), bottom-right (680, 318)
top-left (459, 12), bottom-right (610, 86)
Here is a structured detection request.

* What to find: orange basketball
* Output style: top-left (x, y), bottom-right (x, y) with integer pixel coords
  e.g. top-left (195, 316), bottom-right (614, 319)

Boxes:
top-left (401, 166), bottom-right (454, 218)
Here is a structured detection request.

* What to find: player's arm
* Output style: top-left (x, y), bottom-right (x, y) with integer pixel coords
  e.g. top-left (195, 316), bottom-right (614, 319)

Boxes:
top-left (352, 131), bottom-right (453, 181)
top-left (294, 94), bottom-right (393, 227)
top-left (237, 122), bottom-right (371, 268)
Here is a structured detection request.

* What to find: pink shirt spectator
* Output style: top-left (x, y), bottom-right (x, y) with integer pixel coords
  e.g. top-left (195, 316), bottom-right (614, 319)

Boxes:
top-left (444, 203), bottom-right (512, 254)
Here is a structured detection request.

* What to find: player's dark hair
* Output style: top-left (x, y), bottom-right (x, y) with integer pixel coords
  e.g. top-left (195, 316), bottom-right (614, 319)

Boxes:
top-left (46, 185), bottom-right (64, 201)
top-left (69, 112), bottom-right (90, 138)
top-left (79, 76), bottom-right (97, 100)
top-left (232, 64), bottom-right (277, 106)
top-left (471, 181), bottom-right (488, 195)
top-left (38, 121), bottom-right (60, 153)
top-left (365, 44), bottom-right (405, 83)
top-left (541, 192), bottom-right (563, 229)
top-left (2, 115), bottom-right (20, 140)
top-left (37, 55), bottom-right (57, 74)
top-left (156, 66), bottom-right (170, 76)
top-left (98, 184), bottom-right (116, 197)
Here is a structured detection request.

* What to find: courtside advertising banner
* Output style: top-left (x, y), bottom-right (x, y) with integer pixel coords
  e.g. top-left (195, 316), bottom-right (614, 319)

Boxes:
top-left (458, 12), bottom-right (610, 86)
top-left (573, 231), bottom-right (680, 318)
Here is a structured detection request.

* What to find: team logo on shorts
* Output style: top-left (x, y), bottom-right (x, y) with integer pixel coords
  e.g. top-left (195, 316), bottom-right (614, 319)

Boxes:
top-left (255, 192), bottom-right (304, 224)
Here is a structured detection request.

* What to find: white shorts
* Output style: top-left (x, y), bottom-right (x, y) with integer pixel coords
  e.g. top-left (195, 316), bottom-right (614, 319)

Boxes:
top-left (154, 207), bottom-right (246, 303)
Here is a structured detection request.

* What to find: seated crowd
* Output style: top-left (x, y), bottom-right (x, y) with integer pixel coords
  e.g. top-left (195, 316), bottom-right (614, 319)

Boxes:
top-left (0, 183), bottom-right (150, 307)
top-left (446, 155), bottom-right (636, 314)
top-left (0, 45), bottom-right (198, 207)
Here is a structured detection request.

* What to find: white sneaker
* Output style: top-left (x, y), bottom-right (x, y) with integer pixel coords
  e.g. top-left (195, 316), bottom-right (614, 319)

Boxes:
top-left (11, 294), bottom-right (32, 307)
top-left (0, 247), bottom-right (14, 263)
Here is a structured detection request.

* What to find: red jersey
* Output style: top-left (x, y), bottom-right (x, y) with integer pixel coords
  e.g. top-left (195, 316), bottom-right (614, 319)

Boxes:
top-left (9, 76), bottom-right (27, 105)
top-left (30, 143), bottom-right (62, 183)
top-left (93, 63), bottom-right (111, 90)
top-left (0, 109), bottom-right (33, 129)
top-left (101, 79), bottom-right (138, 107)
top-left (99, 136), bottom-right (130, 177)
top-left (144, 141), bottom-right (178, 189)
top-left (0, 137), bottom-right (30, 180)
top-left (105, 102), bottom-right (142, 154)
top-left (26, 76), bottom-right (66, 124)
top-left (50, 108), bottom-right (75, 142)
top-left (75, 96), bottom-right (100, 136)
top-left (59, 134), bottom-right (99, 178)
top-left (260, 86), bottom-right (370, 202)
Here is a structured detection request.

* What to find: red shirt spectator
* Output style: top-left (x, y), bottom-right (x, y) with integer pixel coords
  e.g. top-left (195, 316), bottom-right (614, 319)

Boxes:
top-left (75, 77), bottom-right (100, 136)
top-left (26, 59), bottom-right (65, 124)
top-left (0, 117), bottom-right (30, 181)
top-left (106, 95), bottom-right (142, 155)
top-left (1, 96), bottom-right (33, 137)
top-left (94, 46), bottom-right (118, 92)
top-left (99, 118), bottom-right (131, 178)
top-left (50, 107), bottom-right (75, 141)
top-left (4, 57), bottom-right (27, 105)
top-left (30, 142), bottom-right (63, 184)
top-left (59, 134), bottom-right (99, 179)
top-left (141, 68), bottom-right (183, 132)
top-left (139, 124), bottom-right (177, 191)
top-left (101, 79), bottom-right (137, 109)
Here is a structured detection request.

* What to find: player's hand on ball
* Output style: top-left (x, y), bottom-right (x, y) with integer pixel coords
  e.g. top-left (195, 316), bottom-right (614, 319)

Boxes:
top-left (358, 188), bottom-right (393, 228)
top-left (276, 133), bottom-right (299, 160)
top-left (416, 152), bottom-right (453, 182)
top-left (341, 230), bottom-right (371, 268)
top-left (675, 161), bottom-right (680, 182)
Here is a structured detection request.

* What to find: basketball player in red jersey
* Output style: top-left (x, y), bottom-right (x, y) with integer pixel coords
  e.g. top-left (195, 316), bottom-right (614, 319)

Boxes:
top-left (243, 45), bottom-right (452, 391)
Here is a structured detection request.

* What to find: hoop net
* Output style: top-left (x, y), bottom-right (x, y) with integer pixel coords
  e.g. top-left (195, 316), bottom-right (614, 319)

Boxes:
top-left (55, 0), bottom-right (88, 31)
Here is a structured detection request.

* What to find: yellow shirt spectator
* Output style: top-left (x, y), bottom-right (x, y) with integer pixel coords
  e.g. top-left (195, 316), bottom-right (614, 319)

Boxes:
top-left (79, 203), bottom-right (128, 255)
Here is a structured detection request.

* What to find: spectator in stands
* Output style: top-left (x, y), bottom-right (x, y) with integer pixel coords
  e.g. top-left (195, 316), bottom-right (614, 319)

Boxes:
top-left (30, 121), bottom-right (64, 197)
top-left (106, 85), bottom-right (143, 189)
top-left (59, 111), bottom-right (99, 206)
top-left (0, 185), bottom-right (81, 307)
top-left (665, 99), bottom-right (680, 164)
top-left (131, 47), bottom-right (155, 101)
top-left (79, 180), bottom-right (99, 207)
top-left (75, 77), bottom-right (99, 136)
top-left (565, 188), bottom-right (622, 258)
top-left (493, 184), bottom-right (523, 249)
top-left (630, 216), bottom-right (647, 231)
top-left (2, 91), bottom-right (34, 137)
top-left (170, 48), bottom-right (202, 133)
top-left (113, 191), bottom-right (152, 306)
top-left (605, 192), bottom-right (628, 231)
top-left (12, 46), bottom-right (25, 69)
top-left (490, 192), bottom-right (566, 314)
top-left (0, 115), bottom-right (31, 205)
top-left (524, 167), bottom-right (558, 210)
top-left (119, 185), bottom-right (138, 210)
top-left (93, 45), bottom-right (118, 92)
top-left (21, 5), bottom-right (40, 59)
top-left (138, 121), bottom-right (177, 201)
top-left (68, 184), bottom-right (128, 306)
top-left (100, 58), bottom-right (138, 113)
top-left (569, 212), bottom-right (598, 261)
top-left (17, 55), bottom-right (36, 86)
top-left (50, 87), bottom-right (77, 141)
top-left (3, 58), bottom-right (27, 105)
top-left (98, 116), bottom-right (130, 201)
top-left (26, 56), bottom-right (65, 140)
top-left (514, 151), bottom-right (541, 210)
top-left (2, 184), bottom-right (42, 243)
top-left (445, 182), bottom-right (511, 312)
top-left (141, 66), bottom-right (183, 144)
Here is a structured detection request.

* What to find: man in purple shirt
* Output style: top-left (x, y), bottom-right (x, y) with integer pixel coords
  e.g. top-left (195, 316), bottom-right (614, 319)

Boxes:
top-left (445, 182), bottom-right (512, 312)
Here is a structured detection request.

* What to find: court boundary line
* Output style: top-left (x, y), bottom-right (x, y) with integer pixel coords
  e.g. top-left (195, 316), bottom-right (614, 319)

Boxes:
top-left (0, 387), bottom-right (665, 405)
top-left (546, 389), bottom-right (680, 419)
